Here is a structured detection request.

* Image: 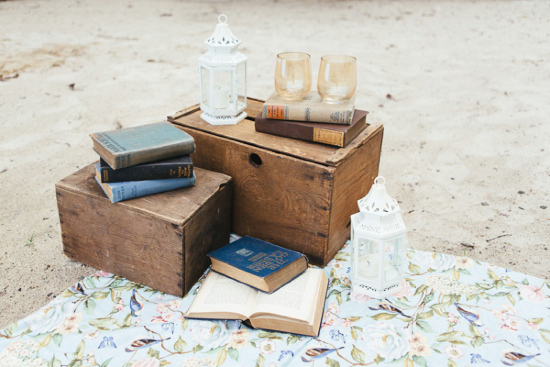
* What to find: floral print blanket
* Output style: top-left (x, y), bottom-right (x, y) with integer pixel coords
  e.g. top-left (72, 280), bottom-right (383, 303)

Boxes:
top-left (1, 242), bottom-right (550, 367)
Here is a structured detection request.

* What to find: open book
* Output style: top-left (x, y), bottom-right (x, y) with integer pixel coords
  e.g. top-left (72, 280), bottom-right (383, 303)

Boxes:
top-left (185, 268), bottom-right (328, 337)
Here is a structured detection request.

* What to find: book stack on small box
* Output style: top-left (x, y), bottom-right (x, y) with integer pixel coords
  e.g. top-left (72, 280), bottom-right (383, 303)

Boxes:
top-left (255, 91), bottom-right (369, 148)
top-left (186, 236), bottom-right (328, 337)
top-left (89, 121), bottom-right (196, 203)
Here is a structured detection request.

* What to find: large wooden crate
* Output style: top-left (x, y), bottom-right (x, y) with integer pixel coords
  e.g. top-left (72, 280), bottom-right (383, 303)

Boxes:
top-left (168, 98), bottom-right (383, 265)
top-left (56, 165), bottom-right (232, 296)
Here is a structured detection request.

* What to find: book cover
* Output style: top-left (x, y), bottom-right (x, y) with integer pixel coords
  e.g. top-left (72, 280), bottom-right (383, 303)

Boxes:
top-left (90, 121), bottom-right (195, 170)
top-left (98, 155), bottom-right (193, 183)
top-left (255, 109), bottom-right (368, 148)
top-left (185, 268), bottom-right (328, 337)
top-left (208, 236), bottom-right (308, 293)
top-left (262, 91), bottom-right (356, 124)
top-left (94, 163), bottom-right (196, 203)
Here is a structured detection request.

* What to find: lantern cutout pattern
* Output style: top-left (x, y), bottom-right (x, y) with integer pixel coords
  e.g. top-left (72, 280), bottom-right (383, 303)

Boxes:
top-left (350, 176), bottom-right (407, 298)
top-left (199, 14), bottom-right (247, 125)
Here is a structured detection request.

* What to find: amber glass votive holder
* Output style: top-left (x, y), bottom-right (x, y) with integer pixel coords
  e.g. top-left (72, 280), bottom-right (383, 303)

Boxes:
top-left (317, 55), bottom-right (357, 104)
top-left (275, 52), bottom-right (312, 100)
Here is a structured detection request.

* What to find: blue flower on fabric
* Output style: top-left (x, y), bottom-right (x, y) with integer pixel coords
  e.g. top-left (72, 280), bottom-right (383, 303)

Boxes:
top-left (470, 353), bottom-right (490, 363)
top-left (98, 336), bottom-right (117, 349)
top-left (278, 350), bottom-right (294, 361)
top-left (162, 322), bottom-right (175, 334)
top-left (330, 329), bottom-right (346, 343)
top-left (518, 335), bottom-right (539, 350)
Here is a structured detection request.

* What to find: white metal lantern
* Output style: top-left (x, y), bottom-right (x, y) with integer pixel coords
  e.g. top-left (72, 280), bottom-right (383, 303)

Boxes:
top-left (350, 176), bottom-right (407, 298)
top-left (199, 14), bottom-right (247, 125)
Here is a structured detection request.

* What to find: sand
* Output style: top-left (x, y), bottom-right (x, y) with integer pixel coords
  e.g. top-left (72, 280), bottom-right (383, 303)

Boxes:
top-left (0, 0), bottom-right (549, 328)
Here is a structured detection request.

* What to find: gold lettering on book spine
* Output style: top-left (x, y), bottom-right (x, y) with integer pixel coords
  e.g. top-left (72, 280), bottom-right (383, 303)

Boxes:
top-left (313, 128), bottom-right (344, 147)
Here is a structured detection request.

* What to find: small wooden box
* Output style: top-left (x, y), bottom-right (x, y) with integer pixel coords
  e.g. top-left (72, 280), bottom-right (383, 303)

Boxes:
top-left (56, 165), bottom-right (232, 296)
top-left (168, 98), bottom-right (383, 265)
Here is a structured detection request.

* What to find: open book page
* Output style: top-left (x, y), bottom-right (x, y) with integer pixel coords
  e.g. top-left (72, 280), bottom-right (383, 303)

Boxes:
top-left (251, 268), bottom-right (323, 322)
top-left (186, 271), bottom-right (258, 319)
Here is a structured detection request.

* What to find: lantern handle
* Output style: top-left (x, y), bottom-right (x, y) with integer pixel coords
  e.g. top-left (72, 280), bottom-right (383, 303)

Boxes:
top-left (218, 14), bottom-right (228, 24)
top-left (374, 176), bottom-right (386, 185)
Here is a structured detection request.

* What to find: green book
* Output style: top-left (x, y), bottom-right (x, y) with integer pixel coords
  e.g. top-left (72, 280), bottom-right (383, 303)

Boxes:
top-left (90, 121), bottom-right (195, 170)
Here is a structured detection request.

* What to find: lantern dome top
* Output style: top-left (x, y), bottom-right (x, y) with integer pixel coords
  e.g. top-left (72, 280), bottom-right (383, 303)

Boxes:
top-left (205, 14), bottom-right (241, 50)
top-left (358, 176), bottom-right (401, 216)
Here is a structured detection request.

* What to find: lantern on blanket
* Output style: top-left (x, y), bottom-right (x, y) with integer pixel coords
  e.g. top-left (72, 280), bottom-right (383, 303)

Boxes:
top-left (199, 14), bottom-right (247, 125)
top-left (350, 176), bottom-right (407, 298)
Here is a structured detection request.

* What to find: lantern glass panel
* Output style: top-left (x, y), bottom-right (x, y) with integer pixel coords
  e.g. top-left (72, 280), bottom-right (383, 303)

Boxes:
top-left (200, 66), bottom-right (211, 110)
top-left (355, 236), bottom-right (380, 280)
top-left (381, 240), bottom-right (401, 284)
top-left (237, 62), bottom-right (246, 111)
top-left (212, 68), bottom-right (233, 115)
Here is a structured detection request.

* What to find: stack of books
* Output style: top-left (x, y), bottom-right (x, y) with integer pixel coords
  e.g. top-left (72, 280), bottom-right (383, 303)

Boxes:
top-left (185, 236), bottom-right (328, 337)
top-left (255, 91), bottom-right (369, 148)
top-left (89, 121), bottom-right (196, 203)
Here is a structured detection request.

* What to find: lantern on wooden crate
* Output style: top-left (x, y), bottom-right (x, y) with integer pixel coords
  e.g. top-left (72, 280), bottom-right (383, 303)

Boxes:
top-left (350, 176), bottom-right (407, 298)
top-left (199, 14), bottom-right (247, 125)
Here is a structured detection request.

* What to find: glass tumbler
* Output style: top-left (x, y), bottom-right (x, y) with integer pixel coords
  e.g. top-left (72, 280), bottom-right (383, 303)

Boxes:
top-left (275, 52), bottom-right (312, 100)
top-left (317, 55), bottom-right (357, 104)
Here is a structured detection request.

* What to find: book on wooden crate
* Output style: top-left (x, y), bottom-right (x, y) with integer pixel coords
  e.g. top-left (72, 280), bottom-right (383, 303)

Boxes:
top-left (93, 163), bottom-right (196, 203)
top-left (208, 236), bottom-right (308, 293)
top-left (98, 155), bottom-right (193, 183)
top-left (262, 91), bottom-right (355, 124)
top-left (255, 110), bottom-right (368, 148)
top-left (185, 268), bottom-right (328, 336)
top-left (90, 121), bottom-right (195, 170)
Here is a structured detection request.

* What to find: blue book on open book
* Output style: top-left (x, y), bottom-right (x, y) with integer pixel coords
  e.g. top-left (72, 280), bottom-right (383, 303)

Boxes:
top-left (94, 163), bottom-right (195, 203)
top-left (208, 236), bottom-right (308, 293)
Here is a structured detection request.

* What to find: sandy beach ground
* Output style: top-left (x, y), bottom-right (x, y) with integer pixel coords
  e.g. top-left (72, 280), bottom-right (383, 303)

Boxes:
top-left (1, 0), bottom-right (549, 328)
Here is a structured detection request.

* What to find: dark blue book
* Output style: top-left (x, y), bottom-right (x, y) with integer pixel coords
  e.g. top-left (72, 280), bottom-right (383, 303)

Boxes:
top-left (98, 156), bottom-right (193, 183)
top-left (208, 236), bottom-right (308, 293)
top-left (94, 163), bottom-right (195, 203)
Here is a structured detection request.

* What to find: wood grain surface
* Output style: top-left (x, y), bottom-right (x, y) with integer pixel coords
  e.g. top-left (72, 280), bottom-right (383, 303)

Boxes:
top-left (56, 164), bottom-right (232, 296)
top-left (168, 99), bottom-right (383, 265)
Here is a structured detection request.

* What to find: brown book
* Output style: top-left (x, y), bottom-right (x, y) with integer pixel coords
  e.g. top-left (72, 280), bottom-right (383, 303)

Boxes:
top-left (255, 110), bottom-right (368, 148)
top-left (185, 268), bottom-right (328, 336)
top-left (262, 91), bottom-right (355, 124)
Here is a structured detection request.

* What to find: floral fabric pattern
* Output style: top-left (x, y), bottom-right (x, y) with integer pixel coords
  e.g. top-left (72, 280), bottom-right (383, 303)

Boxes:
top-left (1, 243), bottom-right (550, 367)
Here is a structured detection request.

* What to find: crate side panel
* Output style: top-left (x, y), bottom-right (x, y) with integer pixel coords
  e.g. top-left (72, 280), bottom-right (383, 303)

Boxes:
top-left (326, 125), bottom-right (384, 264)
top-left (176, 127), bottom-right (333, 264)
top-left (56, 187), bottom-right (185, 296)
top-left (183, 182), bottom-right (232, 294)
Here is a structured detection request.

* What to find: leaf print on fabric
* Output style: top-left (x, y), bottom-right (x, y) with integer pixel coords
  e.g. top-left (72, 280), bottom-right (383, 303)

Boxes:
top-left (2, 244), bottom-right (550, 366)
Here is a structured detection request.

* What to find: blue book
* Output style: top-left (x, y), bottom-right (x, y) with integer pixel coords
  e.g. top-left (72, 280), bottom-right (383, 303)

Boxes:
top-left (90, 121), bottom-right (195, 170)
top-left (208, 236), bottom-right (308, 293)
top-left (94, 163), bottom-right (195, 203)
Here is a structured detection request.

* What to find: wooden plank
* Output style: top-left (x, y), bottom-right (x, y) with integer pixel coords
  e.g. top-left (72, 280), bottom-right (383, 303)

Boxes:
top-left (175, 125), bottom-right (334, 264)
top-left (184, 182), bottom-right (232, 293)
top-left (169, 98), bottom-right (378, 167)
top-left (325, 125), bottom-right (384, 264)
top-left (56, 164), bottom-right (232, 226)
top-left (167, 97), bottom-right (265, 122)
top-left (57, 186), bottom-right (185, 296)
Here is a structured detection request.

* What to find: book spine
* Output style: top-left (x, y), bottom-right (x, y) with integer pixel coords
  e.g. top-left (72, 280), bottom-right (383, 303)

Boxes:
top-left (262, 104), bottom-right (353, 124)
top-left (97, 175), bottom-right (196, 203)
top-left (112, 140), bottom-right (195, 170)
top-left (312, 128), bottom-right (345, 147)
top-left (255, 119), bottom-right (345, 147)
top-left (100, 162), bottom-right (193, 183)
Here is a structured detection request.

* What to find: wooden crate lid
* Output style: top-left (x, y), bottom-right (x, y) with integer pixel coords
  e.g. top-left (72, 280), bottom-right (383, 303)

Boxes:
top-left (168, 98), bottom-right (383, 167)
top-left (55, 164), bottom-right (232, 226)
